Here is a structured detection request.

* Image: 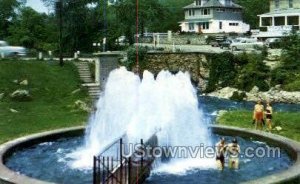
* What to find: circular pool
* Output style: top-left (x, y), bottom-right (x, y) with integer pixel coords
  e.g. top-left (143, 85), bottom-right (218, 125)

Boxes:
top-left (1, 126), bottom-right (300, 184)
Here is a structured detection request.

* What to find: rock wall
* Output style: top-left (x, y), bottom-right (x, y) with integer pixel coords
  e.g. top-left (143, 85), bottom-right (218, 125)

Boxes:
top-left (208, 86), bottom-right (300, 104)
top-left (143, 52), bottom-right (211, 90)
top-left (140, 34), bottom-right (207, 45)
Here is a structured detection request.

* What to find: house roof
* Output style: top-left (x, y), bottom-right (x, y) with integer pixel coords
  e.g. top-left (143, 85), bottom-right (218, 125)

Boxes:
top-left (183, 0), bottom-right (242, 9)
top-left (259, 9), bottom-right (300, 17)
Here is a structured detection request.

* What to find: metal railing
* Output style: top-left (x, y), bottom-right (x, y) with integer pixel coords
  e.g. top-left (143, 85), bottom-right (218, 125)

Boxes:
top-left (93, 134), bottom-right (158, 184)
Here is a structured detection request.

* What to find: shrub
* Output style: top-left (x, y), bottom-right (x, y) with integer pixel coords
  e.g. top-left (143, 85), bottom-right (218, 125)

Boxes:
top-left (236, 53), bottom-right (270, 91)
top-left (205, 35), bottom-right (216, 44)
top-left (230, 91), bottom-right (247, 101)
top-left (124, 46), bottom-right (148, 70)
top-left (206, 52), bottom-right (236, 92)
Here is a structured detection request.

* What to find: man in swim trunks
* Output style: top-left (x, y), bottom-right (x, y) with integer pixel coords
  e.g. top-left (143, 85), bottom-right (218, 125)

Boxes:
top-left (227, 138), bottom-right (240, 169)
top-left (215, 137), bottom-right (226, 170)
top-left (253, 100), bottom-right (264, 130)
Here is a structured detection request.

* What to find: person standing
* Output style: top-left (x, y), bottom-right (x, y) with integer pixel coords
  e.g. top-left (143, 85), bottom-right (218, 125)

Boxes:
top-left (227, 138), bottom-right (240, 169)
top-left (265, 100), bottom-right (273, 132)
top-left (215, 137), bottom-right (226, 170)
top-left (253, 100), bottom-right (264, 130)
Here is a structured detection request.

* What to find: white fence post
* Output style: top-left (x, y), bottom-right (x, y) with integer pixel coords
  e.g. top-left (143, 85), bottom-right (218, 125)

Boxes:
top-left (38, 52), bottom-right (43, 60)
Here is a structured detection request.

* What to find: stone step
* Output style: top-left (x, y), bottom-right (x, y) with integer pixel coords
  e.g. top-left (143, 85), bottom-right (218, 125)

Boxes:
top-left (88, 87), bottom-right (100, 91)
top-left (79, 74), bottom-right (92, 77)
top-left (82, 79), bottom-right (93, 82)
top-left (89, 89), bottom-right (100, 93)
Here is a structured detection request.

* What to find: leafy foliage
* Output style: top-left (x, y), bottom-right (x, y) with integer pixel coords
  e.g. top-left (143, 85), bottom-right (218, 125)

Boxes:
top-left (236, 53), bottom-right (270, 91)
top-left (235, 0), bottom-right (269, 29)
top-left (7, 7), bottom-right (57, 51)
top-left (206, 52), bottom-right (236, 92)
top-left (0, 0), bottom-right (26, 38)
top-left (206, 52), bottom-right (270, 92)
top-left (271, 32), bottom-right (300, 91)
top-left (124, 46), bottom-right (148, 70)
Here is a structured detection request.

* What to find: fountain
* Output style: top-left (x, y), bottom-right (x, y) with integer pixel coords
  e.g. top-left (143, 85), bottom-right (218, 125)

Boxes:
top-left (1, 67), bottom-right (300, 184)
top-left (69, 67), bottom-right (214, 171)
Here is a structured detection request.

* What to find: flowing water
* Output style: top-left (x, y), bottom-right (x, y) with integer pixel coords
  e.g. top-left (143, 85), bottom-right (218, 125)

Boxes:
top-left (70, 67), bottom-right (214, 171)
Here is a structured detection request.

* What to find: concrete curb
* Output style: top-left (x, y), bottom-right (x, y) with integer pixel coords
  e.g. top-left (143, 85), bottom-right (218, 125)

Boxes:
top-left (210, 125), bottom-right (300, 184)
top-left (0, 126), bottom-right (300, 184)
top-left (0, 127), bottom-right (84, 184)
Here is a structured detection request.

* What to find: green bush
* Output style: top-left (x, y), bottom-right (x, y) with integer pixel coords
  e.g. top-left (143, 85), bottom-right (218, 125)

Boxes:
top-left (205, 35), bottom-right (216, 44)
top-left (206, 52), bottom-right (236, 92)
top-left (124, 46), bottom-right (148, 70)
top-left (284, 80), bottom-right (300, 91)
top-left (230, 91), bottom-right (247, 101)
top-left (236, 53), bottom-right (270, 91)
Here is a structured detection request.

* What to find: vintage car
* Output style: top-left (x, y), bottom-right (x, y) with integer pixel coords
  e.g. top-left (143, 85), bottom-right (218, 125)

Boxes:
top-left (0, 41), bottom-right (27, 57)
top-left (229, 38), bottom-right (264, 51)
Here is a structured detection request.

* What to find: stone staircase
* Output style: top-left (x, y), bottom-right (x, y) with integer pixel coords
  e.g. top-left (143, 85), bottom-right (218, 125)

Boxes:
top-left (74, 61), bottom-right (101, 100)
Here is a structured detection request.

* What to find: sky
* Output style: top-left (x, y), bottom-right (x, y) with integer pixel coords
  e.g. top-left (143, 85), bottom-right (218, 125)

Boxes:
top-left (26, 0), bottom-right (48, 13)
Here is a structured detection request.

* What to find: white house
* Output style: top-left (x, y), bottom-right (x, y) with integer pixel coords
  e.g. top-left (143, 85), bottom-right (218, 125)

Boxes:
top-left (179, 0), bottom-right (250, 34)
top-left (255, 0), bottom-right (300, 38)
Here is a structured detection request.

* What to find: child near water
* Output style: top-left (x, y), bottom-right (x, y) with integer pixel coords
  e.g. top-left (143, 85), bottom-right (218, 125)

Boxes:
top-left (227, 138), bottom-right (240, 169)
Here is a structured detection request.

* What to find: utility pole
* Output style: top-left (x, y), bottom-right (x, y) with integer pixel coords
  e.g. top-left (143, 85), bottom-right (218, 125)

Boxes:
top-left (56, 0), bottom-right (64, 66)
top-left (103, 0), bottom-right (107, 52)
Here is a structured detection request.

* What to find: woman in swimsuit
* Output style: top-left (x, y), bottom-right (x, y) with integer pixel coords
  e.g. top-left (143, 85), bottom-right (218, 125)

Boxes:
top-left (265, 100), bottom-right (273, 132)
top-left (216, 137), bottom-right (226, 170)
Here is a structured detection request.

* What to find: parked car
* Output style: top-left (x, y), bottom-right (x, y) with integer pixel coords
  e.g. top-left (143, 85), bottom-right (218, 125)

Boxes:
top-left (229, 39), bottom-right (264, 51)
top-left (219, 39), bottom-right (238, 49)
top-left (0, 41), bottom-right (26, 57)
top-left (264, 38), bottom-right (281, 49)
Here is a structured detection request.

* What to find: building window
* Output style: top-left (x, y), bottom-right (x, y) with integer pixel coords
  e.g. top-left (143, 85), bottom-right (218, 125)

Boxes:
top-left (189, 9), bottom-right (195, 16)
top-left (229, 22), bottom-right (239, 26)
top-left (274, 16), bottom-right (285, 26)
top-left (287, 16), bottom-right (299, 25)
top-left (189, 23), bottom-right (194, 31)
top-left (275, 0), bottom-right (279, 9)
top-left (201, 8), bottom-right (210, 15)
top-left (219, 21), bottom-right (223, 29)
top-left (199, 22), bottom-right (209, 30)
top-left (289, 0), bottom-right (293, 8)
top-left (261, 17), bottom-right (273, 26)
top-left (196, 0), bottom-right (201, 6)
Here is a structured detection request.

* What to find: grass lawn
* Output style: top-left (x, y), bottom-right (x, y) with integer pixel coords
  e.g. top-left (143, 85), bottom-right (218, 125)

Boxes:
top-left (0, 60), bottom-right (90, 144)
top-left (217, 110), bottom-right (300, 142)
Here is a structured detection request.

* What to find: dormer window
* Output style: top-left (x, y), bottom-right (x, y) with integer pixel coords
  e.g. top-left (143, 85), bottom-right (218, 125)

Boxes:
top-left (196, 0), bottom-right (201, 6)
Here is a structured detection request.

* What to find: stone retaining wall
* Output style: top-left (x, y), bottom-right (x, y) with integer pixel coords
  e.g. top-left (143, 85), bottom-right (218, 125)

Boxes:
top-left (144, 52), bottom-right (211, 90)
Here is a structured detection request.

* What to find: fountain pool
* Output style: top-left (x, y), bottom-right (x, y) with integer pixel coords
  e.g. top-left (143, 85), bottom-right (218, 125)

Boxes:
top-left (5, 133), bottom-right (293, 184)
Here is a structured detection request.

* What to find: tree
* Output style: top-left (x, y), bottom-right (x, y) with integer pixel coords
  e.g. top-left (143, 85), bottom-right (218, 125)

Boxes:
top-left (235, 0), bottom-right (269, 29)
top-left (7, 7), bottom-right (57, 51)
top-left (0, 0), bottom-right (26, 38)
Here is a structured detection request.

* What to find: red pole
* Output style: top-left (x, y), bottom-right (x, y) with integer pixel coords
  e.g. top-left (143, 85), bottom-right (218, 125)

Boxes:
top-left (136, 0), bottom-right (139, 71)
